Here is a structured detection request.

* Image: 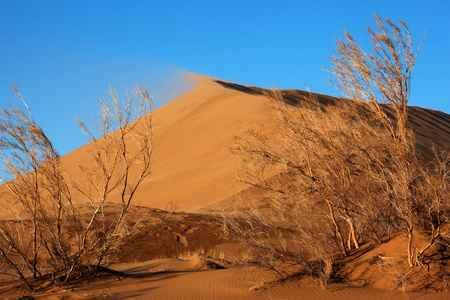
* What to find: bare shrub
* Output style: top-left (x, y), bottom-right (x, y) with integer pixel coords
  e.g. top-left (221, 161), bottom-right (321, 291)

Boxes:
top-left (223, 91), bottom-right (393, 274)
top-left (69, 85), bottom-right (153, 278)
top-left (222, 13), bottom-right (449, 285)
top-left (329, 13), bottom-right (448, 267)
top-left (0, 84), bottom-right (154, 290)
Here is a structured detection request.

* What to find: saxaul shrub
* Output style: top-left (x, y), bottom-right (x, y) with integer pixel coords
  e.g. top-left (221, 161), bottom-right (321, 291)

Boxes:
top-left (223, 14), bottom-right (449, 281)
top-left (0, 84), bottom-right (154, 290)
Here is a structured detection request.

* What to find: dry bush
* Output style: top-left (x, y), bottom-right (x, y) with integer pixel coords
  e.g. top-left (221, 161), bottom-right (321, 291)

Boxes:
top-left (330, 13), bottom-right (449, 267)
top-left (223, 92), bottom-right (393, 277)
top-left (0, 84), bottom-right (154, 290)
top-left (222, 13), bottom-right (449, 285)
top-left (70, 85), bottom-right (153, 276)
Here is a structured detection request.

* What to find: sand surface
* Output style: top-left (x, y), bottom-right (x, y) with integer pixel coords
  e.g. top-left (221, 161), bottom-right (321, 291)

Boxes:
top-left (2, 258), bottom-right (449, 299)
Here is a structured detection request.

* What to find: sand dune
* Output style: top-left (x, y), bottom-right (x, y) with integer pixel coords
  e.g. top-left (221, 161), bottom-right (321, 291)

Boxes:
top-left (58, 75), bottom-right (277, 212)
top-left (2, 75), bottom-right (450, 299)
top-left (58, 75), bottom-right (450, 213)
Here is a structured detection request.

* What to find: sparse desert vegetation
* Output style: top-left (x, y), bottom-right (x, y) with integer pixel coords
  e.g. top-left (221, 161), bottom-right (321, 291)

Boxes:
top-left (222, 14), bottom-right (450, 290)
top-left (0, 85), bottom-right (155, 290)
top-left (0, 14), bottom-right (449, 300)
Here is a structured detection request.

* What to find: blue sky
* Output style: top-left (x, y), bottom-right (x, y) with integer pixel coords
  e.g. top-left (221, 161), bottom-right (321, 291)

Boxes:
top-left (1, 0), bottom-right (449, 156)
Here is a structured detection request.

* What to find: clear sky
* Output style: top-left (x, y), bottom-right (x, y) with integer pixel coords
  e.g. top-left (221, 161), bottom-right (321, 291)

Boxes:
top-left (1, 0), bottom-right (449, 156)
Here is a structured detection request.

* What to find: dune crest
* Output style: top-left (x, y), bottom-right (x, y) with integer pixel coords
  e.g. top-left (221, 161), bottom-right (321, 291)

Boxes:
top-left (56, 75), bottom-right (274, 212)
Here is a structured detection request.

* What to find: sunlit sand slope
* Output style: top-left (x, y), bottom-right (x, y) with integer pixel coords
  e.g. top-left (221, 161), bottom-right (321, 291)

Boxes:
top-left (59, 77), bottom-right (274, 212)
top-left (58, 76), bottom-right (450, 213)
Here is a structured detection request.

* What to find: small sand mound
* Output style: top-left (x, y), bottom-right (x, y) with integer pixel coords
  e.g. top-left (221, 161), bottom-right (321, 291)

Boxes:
top-left (337, 234), bottom-right (450, 292)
